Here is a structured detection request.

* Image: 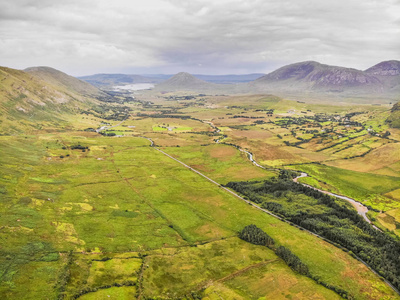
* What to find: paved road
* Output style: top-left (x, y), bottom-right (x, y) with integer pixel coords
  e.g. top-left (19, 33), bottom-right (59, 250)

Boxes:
top-left (140, 137), bottom-right (307, 228)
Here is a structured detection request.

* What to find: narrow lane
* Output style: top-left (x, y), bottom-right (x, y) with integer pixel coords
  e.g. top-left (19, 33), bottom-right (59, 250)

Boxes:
top-left (140, 136), bottom-right (399, 294)
top-left (96, 117), bottom-right (128, 133)
top-left (139, 136), bottom-right (399, 296)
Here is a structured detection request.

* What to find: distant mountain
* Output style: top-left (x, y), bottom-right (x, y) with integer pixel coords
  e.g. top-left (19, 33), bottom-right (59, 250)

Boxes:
top-left (365, 60), bottom-right (400, 76)
top-left (154, 72), bottom-right (220, 92)
top-left (25, 66), bottom-right (104, 97)
top-left (250, 61), bottom-right (383, 93)
top-left (77, 60), bottom-right (399, 99)
top-left (78, 73), bottom-right (164, 88)
top-left (0, 66), bottom-right (98, 134)
top-left (193, 73), bottom-right (265, 84)
top-left (78, 73), bottom-right (264, 88)
top-left (365, 60), bottom-right (400, 95)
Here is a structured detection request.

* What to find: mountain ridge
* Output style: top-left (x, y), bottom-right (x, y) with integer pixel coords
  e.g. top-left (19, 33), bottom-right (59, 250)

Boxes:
top-left (0, 66), bottom-right (100, 134)
top-left (78, 73), bottom-right (265, 87)
top-left (76, 60), bottom-right (399, 100)
top-left (25, 66), bottom-right (105, 97)
top-left (154, 72), bottom-right (221, 92)
top-left (365, 60), bottom-right (400, 76)
top-left (251, 61), bottom-right (384, 92)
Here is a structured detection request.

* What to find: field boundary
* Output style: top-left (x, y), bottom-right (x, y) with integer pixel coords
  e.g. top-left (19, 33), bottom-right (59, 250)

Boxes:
top-left (140, 136), bottom-right (400, 296)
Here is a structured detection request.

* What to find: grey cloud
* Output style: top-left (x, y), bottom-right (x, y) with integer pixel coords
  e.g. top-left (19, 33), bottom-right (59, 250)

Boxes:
top-left (0, 0), bottom-right (399, 75)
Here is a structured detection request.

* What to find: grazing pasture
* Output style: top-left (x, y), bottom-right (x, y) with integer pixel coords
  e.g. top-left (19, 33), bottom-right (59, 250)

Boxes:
top-left (2, 89), bottom-right (400, 299)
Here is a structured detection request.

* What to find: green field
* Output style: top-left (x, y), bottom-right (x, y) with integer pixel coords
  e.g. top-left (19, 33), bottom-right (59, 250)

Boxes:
top-left (291, 163), bottom-right (400, 211)
top-left (164, 143), bottom-right (276, 184)
top-left (1, 132), bottom-right (399, 299)
top-left (2, 68), bottom-right (400, 300)
top-left (141, 238), bottom-right (341, 299)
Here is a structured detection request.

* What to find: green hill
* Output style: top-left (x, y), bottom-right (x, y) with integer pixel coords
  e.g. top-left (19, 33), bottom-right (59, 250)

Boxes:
top-left (24, 66), bottom-right (106, 97)
top-left (0, 66), bottom-right (99, 135)
top-left (387, 101), bottom-right (400, 128)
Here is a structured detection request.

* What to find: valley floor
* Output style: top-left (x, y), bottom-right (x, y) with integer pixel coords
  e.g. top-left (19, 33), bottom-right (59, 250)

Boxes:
top-left (1, 92), bottom-right (400, 299)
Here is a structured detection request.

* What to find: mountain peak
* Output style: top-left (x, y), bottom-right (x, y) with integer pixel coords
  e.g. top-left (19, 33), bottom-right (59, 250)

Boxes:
top-left (173, 72), bottom-right (198, 79)
top-left (365, 60), bottom-right (400, 76)
top-left (175, 71), bottom-right (192, 75)
top-left (155, 72), bottom-right (216, 91)
top-left (24, 66), bottom-right (60, 73)
top-left (252, 61), bottom-right (383, 93)
top-left (257, 61), bottom-right (323, 82)
top-left (24, 66), bottom-right (103, 97)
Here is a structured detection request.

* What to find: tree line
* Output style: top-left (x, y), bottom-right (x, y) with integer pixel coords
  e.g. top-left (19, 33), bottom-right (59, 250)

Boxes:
top-left (228, 177), bottom-right (400, 291)
top-left (239, 224), bottom-right (349, 298)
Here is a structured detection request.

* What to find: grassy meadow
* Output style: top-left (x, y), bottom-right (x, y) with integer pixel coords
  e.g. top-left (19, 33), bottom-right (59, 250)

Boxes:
top-left (1, 87), bottom-right (400, 299)
top-left (1, 131), bottom-right (399, 299)
top-left (291, 163), bottom-right (400, 211)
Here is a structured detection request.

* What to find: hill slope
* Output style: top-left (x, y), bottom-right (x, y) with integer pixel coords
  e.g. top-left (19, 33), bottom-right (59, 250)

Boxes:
top-left (365, 60), bottom-right (400, 95)
top-left (194, 73), bottom-right (265, 83)
top-left (76, 61), bottom-right (399, 101)
top-left (365, 60), bottom-right (400, 76)
top-left (25, 66), bottom-right (106, 98)
top-left (250, 61), bottom-right (383, 93)
top-left (154, 72), bottom-right (222, 92)
top-left (0, 66), bottom-right (98, 134)
top-left (387, 101), bottom-right (400, 128)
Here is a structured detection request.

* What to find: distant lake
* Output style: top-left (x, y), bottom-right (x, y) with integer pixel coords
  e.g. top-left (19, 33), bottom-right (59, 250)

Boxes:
top-left (113, 83), bottom-right (155, 91)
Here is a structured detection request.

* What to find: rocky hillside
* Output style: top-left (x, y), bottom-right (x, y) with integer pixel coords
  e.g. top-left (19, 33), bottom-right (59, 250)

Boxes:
top-left (250, 61), bottom-right (383, 93)
top-left (365, 60), bottom-right (400, 76)
top-left (365, 60), bottom-right (400, 95)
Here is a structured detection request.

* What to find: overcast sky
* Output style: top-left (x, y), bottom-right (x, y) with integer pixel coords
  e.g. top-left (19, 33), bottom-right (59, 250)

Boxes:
top-left (0, 0), bottom-right (399, 76)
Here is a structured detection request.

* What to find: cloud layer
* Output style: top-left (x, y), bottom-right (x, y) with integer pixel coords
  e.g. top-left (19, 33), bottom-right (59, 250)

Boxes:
top-left (1, 0), bottom-right (399, 75)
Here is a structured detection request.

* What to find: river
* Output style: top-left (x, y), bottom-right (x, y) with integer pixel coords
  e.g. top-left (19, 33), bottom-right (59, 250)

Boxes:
top-left (204, 121), bottom-right (378, 229)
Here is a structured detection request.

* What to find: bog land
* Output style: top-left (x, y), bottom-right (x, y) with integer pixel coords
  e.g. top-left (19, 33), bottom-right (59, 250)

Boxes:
top-left (1, 81), bottom-right (400, 299)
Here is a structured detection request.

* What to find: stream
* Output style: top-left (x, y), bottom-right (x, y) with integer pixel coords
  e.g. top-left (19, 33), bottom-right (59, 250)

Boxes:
top-left (205, 121), bottom-right (379, 230)
top-left (293, 173), bottom-right (379, 228)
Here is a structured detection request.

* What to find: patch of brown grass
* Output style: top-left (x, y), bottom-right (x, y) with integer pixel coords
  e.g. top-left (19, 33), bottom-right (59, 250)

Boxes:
top-left (230, 129), bottom-right (273, 140)
top-left (208, 146), bottom-right (236, 160)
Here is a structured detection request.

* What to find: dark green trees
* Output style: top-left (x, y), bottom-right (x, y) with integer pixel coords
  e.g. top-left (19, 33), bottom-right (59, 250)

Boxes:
top-left (276, 246), bottom-right (309, 276)
top-left (239, 224), bottom-right (275, 247)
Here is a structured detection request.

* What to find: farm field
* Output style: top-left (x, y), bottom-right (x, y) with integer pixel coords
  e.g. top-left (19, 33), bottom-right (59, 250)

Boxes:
top-left (1, 129), bottom-right (399, 299)
top-left (163, 143), bottom-right (275, 184)
top-left (171, 95), bottom-right (400, 214)
top-left (1, 85), bottom-right (400, 299)
top-left (291, 163), bottom-right (400, 211)
top-left (150, 94), bottom-right (400, 236)
top-left (2, 3), bottom-right (400, 297)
